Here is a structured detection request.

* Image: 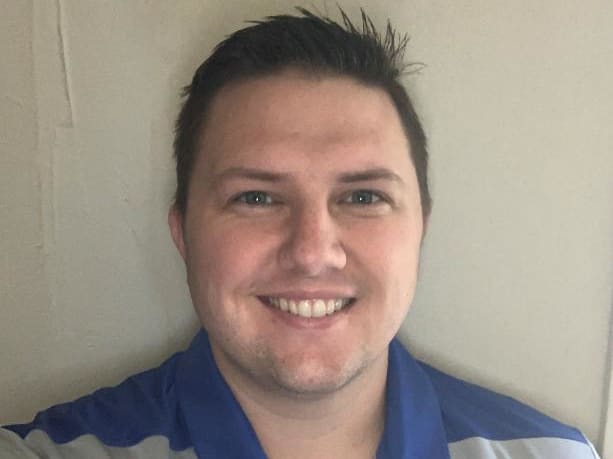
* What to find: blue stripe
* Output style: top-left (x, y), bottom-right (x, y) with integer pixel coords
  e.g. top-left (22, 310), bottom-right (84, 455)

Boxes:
top-left (421, 363), bottom-right (586, 444)
top-left (5, 352), bottom-right (192, 451)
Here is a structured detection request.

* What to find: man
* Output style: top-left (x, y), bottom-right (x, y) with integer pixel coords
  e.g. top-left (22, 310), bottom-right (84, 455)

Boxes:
top-left (0, 8), bottom-right (599, 459)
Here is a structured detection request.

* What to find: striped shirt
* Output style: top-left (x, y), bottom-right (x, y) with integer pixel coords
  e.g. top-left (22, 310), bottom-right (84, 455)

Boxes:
top-left (1, 331), bottom-right (600, 458)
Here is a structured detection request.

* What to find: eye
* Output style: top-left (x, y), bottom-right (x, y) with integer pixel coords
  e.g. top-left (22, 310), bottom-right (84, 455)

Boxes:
top-left (233, 190), bottom-right (274, 206)
top-left (344, 190), bottom-right (383, 205)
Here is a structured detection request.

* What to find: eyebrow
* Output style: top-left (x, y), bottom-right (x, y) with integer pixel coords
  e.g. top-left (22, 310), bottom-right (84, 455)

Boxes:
top-left (213, 166), bottom-right (404, 185)
top-left (337, 168), bottom-right (404, 184)
top-left (213, 167), bottom-right (289, 184)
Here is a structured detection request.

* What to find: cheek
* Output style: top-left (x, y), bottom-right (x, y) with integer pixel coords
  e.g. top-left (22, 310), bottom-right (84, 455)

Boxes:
top-left (351, 217), bottom-right (422, 273)
top-left (348, 217), bottom-right (422, 313)
top-left (183, 227), bottom-right (258, 335)
top-left (185, 221), bottom-right (275, 297)
top-left (381, 225), bottom-right (422, 328)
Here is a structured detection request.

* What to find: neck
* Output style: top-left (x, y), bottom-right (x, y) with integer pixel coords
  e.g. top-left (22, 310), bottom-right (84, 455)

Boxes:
top-left (214, 348), bottom-right (388, 459)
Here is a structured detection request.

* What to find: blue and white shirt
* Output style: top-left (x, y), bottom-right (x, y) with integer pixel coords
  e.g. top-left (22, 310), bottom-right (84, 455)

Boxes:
top-left (1, 331), bottom-right (600, 458)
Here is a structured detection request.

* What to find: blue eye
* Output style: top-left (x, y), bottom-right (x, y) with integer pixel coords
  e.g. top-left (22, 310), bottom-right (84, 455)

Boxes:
top-left (347, 190), bottom-right (382, 204)
top-left (235, 191), bottom-right (273, 205)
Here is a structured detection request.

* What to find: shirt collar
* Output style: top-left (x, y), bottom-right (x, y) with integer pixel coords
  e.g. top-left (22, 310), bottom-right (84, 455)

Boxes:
top-left (377, 339), bottom-right (450, 459)
top-left (176, 331), bottom-right (267, 458)
top-left (177, 331), bottom-right (449, 459)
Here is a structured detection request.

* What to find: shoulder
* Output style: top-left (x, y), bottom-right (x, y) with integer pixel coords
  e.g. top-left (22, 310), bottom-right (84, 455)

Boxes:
top-left (418, 360), bottom-right (599, 458)
top-left (1, 352), bottom-right (196, 458)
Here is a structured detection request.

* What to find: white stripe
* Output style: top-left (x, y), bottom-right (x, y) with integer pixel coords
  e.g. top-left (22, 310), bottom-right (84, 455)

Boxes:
top-left (0, 428), bottom-right (41, 459)
top-left (582, 433), bottom-right (603, 459)
top-left (448, 435), bottom-right (600, 459)
top-left (0, 427), bottom-right (197, 459)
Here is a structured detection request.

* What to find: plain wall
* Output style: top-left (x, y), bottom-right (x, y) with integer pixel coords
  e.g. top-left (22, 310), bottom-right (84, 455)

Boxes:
top-left (1, 0), bottom-right (611, 454)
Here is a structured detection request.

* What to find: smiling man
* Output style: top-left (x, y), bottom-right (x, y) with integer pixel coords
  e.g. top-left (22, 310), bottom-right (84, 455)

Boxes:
top-left (0, 8), bottom-right (600, 459)
top-left (170, 71), bottom-right (422, 398)
top-left (168, 70), bottom-right (422, 458)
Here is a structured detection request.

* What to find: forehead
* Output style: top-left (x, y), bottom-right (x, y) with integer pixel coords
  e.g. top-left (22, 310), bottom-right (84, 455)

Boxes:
top-left (196, 70), bottom-right (411, 175)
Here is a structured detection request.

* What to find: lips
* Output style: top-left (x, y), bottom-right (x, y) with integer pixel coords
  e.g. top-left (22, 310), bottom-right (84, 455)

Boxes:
top-left (261, 296), bottom-right (354, 318)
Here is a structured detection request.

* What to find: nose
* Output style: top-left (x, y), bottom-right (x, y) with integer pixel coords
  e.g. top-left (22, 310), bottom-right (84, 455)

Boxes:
top-left (278, 202), bottom-right (347, 276)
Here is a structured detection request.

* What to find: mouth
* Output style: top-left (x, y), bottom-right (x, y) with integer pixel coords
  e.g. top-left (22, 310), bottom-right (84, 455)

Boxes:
top-left (259, 296), bottom-right (355, 319)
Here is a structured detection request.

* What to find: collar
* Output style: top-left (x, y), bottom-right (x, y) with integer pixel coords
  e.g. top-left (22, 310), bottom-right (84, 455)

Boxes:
top-left (176, 331), bottom-right (450, 459)
top-left (376, 339), bottom-right (450, 459)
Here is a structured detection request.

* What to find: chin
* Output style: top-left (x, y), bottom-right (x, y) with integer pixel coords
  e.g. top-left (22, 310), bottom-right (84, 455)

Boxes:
top-left (268, 352), bottom-right (369, 396)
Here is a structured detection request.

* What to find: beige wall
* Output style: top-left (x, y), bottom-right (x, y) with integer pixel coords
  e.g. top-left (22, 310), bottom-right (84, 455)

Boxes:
top-left (1, 0), bottom-right (611, 454)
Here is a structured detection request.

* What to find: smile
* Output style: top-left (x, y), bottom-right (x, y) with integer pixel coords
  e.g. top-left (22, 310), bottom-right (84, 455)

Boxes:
top-left (263, 297), bottom-right (353, 318)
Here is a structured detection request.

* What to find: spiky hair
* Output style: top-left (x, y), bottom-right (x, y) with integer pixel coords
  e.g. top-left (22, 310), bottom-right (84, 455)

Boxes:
top-left (174, 7), bottom-right (430, 217)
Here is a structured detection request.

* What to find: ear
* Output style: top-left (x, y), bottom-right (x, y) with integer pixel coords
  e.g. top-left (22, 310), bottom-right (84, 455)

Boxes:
top-left (168, 205), bottom-right (187, 261)
top-left (420, 210), bottom-right (431, 245)
top-left (422, 212), bottom-right (430, 234)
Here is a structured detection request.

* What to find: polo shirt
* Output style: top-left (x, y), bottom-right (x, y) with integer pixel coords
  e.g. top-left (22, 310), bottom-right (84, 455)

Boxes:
top-left (1, 331), bottom-right (599, 458)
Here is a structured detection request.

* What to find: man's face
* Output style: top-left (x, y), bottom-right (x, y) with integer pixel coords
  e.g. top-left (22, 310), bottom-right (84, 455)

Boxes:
top-left (169, 70), bottom-right (424, 396)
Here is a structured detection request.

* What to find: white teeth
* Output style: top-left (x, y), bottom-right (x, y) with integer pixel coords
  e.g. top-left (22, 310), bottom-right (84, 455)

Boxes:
top-left (312, 299), bottom-right (326, 318)
top-left (298, 300), bottom-right (312, 318)
top-left (266, 297), bottom-right (351, 318)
